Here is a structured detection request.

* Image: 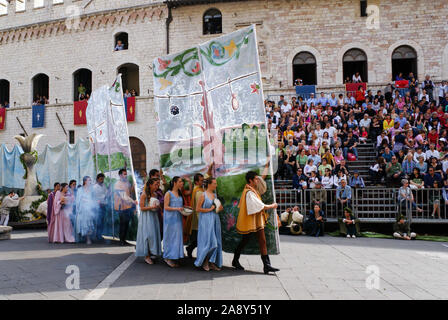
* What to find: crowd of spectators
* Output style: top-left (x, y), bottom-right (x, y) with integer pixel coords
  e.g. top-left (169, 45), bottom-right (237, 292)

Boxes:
top-left (267, 73), bottom-right (448, 200)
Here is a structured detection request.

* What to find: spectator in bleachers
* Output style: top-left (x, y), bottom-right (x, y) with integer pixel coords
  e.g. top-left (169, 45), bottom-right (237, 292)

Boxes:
top-left (321, 168), bottom-right (335, 189)
top-left (415, 155), bottom-right (428, 174)
top-left (342, 131), bottom-right (358, 160)
top-left (409, 167), bottom-right (425, 189)
top-left (292, 167), bottom-right (308, 190)
top-left (336, 179), bottom-right (352, 215)
top-left (284, 149), bottom-right (296, 179)
top-left (386, 155), bottom-right (403, 187)
top-left (398, 179), bottom-right (423, 214)
top-left (381, 146), bottom-right (395, 163)
top-left (429, 180), bottom-right (442, 219)
top-left (369, 157), bottom-right (386, 185)
top-left (304, 203), bottom-right (326, 237)
top-left (318, 158), bottom-right (332, 177)
top-left (349, 171), bottom-right (365, 189)
top-left (402, 153), bottom-right (416, 178)
top-left (424, 166), bottom-right (442, 188)
top-left (303, 159), bottom-right (317, 178)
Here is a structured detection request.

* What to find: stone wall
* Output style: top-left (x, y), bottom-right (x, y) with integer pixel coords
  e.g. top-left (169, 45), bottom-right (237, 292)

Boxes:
top-left (0, 0), bottom-right (447, 172)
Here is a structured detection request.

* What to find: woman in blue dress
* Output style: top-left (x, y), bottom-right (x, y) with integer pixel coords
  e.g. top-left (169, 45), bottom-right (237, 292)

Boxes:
top-left (75, 176), bottom-right (97, 244)
top-left (194, 178), bottom-right (223, 271)
top-left (136, 178), bottom-right (162, 264)
top-left (163, 176), bottom-right (184, 268)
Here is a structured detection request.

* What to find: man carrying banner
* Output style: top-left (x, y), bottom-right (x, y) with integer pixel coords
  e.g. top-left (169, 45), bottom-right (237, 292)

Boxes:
top-left (232, 171), bottom-right (280, 274)
top-left (114, 169), bottom-right (138, 246)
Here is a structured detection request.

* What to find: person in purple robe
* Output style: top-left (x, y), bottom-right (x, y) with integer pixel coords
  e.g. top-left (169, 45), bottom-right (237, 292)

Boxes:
top-left (47, 182), bottom-right (60, 241)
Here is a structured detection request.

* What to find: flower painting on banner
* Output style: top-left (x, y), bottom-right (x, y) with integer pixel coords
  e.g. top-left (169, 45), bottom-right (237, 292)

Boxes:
top-left (153, 25), bottom-right (279, 254)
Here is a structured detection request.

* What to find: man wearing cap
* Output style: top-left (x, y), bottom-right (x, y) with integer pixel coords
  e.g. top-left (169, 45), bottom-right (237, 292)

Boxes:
top-left (310, 181), bottom-right (327, 213)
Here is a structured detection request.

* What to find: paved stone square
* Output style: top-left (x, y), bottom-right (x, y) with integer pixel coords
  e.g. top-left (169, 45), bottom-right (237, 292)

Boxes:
top-left (1, 230), bottom-right (447, 300)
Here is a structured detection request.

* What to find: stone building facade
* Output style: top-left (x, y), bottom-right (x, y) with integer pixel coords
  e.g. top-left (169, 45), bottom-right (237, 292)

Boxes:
top-left (0, 0), bottom-right (447, 171)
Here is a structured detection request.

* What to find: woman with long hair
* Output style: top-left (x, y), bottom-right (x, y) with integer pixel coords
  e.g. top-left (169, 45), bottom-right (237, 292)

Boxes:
top-left (49, 183), bottom-right (75, 243)
top-left (163, 176), bottom-right (184, 268)
top-left (194, 178), bottom-right (223, 271)
top-left (136, 178), bottom-right (162, 265)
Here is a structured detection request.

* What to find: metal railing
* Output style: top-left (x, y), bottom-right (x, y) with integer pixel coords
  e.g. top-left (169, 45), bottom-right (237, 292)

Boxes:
top-left (275, 187), bottom-right (448, 223)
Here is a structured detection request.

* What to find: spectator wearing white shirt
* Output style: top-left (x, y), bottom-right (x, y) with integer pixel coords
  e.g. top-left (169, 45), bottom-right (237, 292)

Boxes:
top-left (359, 113), bottom-right (371, 129)
top-left (352, 72), bottom-right (362, 83)
top-left (425, 143), bottom-right (440, 160)
top-left (304, 159), bottom-right (317, 178)
top-left (281, 100), bottom-right (292, 113)
top-left (413, 148), bottom-right (426, 163)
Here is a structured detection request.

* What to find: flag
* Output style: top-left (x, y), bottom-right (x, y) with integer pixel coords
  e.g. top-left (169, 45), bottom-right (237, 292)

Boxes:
top-left (346, 82), bottom-right (366, 96)
top-left (86, 74), bottom-right (138, 240)
top-left (74, 100), bottom-right (88, 125)
top-left (125, 97), bottom-right (136, 122)
top-left (395, 80), bottom-right (409, 89)
top-left (0, 107), bottom-right (5, 130)
top-left (295, 85), bottom-right (316, 100)
top-left (32, 104), bottom-right (45, 128)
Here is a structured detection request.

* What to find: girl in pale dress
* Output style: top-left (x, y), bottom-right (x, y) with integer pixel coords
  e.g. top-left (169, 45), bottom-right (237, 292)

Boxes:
top-left (136, 178), bottom-right (162, 264)
top-left (75, 176), bottom-right (97, 244)
top-left (49, 183), bottom-right (75, 243)
top-left (163, 176), bottom-right (184, 268)
top-left (194, 178), bottom-right (223, 271)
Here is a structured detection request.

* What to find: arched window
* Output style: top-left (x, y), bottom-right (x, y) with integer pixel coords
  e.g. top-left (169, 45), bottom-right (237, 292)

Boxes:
top-left (73, 68), bottom-right (92, 101)
top-left (32, 73), bottom-right (49, 104)
top-left (392, 45), bottom-right (417, 81)
top-left (117, 63), bottom-right (139, 97)
top-left (114, 32), bottom-right (128, 51)
top-left (129, 137), bottom-right (146, 175)
top-left (203, 9), bottom-right (222, 35)
top-left (0, 79), bottom-right (10, 107)
top-left (292, 52), bottom-right (317, 85)
top-left (343, 48), bottom-right (368, 83)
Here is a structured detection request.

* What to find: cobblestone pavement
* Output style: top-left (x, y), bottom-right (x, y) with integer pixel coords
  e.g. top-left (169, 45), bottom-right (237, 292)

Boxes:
top-left (1, 230), bottom-right (448, 300)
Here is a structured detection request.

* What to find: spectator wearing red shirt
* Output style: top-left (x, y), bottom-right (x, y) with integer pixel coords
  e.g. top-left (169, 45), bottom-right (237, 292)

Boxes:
top-left (427, 127), bottom-right (439, 145)
top-left (355, 85), bottom-right (365, 104)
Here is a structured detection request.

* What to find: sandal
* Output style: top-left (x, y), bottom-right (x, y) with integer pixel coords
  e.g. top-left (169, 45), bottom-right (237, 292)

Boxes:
top-left (164, 258), bottom-right (177, 268)
top-left (145, 257), bottom-right (154, 265)
top-left (202, 262), bottom-right (210, 271)
top-left (209, 263), bottom-right (221, 271)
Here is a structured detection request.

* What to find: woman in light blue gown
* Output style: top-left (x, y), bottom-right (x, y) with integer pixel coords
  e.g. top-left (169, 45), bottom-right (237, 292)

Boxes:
top-left (136, 178), bottom-right (162, 264)
top-left (194, 177), bottom-right (223, 271)
top-left (75, 176), bottom-right (97, 244)
top-left (163, 176), bottom-right (184, 268)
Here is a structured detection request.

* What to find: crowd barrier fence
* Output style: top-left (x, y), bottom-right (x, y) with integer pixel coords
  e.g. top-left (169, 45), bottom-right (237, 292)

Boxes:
top-left (275, 187), bottom-right (448, 224)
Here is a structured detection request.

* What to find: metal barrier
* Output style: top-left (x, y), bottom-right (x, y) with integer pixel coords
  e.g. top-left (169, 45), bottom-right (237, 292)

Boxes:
top-left (275, 187), bottom-right (448, 223)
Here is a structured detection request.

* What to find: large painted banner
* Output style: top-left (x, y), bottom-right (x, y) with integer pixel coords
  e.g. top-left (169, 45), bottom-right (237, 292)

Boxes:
top-left (86, 75), bottom-right (139, 240)
top-left (153, 25), bottom-right (279, 254)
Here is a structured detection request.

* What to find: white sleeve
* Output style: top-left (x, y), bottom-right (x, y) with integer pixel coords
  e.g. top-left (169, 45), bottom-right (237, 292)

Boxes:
top-left (246, 191), bottom-right (265, 215)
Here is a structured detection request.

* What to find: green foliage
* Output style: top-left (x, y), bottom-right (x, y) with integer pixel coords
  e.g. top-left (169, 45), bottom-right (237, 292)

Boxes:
top-left (19, 150), bottom-right (38, 179)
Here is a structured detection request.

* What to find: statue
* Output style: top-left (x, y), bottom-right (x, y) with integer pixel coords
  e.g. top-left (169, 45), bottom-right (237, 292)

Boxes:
top-left (14, 134), bottom-right (44, 214)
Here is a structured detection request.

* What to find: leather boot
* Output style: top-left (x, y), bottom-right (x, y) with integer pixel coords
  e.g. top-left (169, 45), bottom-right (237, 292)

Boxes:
top-left (261, 255), bottom-right (279, 274)
top-left (232, 251), bottom-right (245, 270)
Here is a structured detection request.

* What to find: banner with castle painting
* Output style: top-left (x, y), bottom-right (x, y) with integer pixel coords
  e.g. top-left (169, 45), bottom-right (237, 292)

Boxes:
top-left (153, 25), bottom-right (279, 254)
